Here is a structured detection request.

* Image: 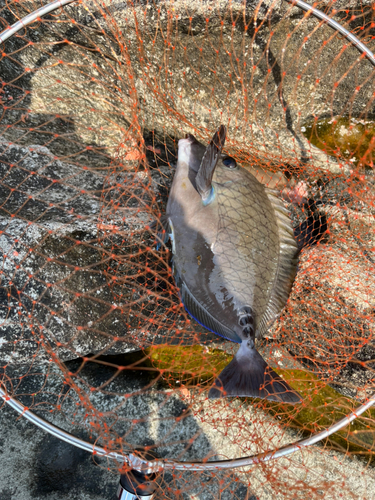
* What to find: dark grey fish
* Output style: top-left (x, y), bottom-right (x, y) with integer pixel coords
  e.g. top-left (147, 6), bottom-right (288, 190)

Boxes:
top-left (159, 125), bottom-right (302, 404)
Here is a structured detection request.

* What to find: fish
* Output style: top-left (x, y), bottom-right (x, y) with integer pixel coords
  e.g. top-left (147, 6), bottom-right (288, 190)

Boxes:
top-left (157, 125), bottom-right (302, 404)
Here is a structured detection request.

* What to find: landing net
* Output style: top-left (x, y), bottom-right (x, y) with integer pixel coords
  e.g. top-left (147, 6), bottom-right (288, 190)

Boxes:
top-left (0, 1), bottom-right (375, 498)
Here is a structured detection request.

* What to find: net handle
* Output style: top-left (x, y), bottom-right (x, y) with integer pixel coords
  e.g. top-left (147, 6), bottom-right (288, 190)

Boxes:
top-left (1, 382), bottom-right (374, 472)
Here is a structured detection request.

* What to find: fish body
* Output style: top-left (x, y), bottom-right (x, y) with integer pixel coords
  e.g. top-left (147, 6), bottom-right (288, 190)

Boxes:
top-left (162, 126), bottom-right (302, 403)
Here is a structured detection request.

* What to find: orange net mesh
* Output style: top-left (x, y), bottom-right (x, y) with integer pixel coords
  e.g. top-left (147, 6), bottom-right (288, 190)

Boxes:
top-left (1, 0), bottom-right (375, 498)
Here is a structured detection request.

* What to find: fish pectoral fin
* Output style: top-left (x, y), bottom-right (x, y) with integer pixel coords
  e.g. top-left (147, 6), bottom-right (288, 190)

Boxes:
top-left (195, 125), bottom-right (226, 204)
top-left (208, 342), bottom-right (302, 404)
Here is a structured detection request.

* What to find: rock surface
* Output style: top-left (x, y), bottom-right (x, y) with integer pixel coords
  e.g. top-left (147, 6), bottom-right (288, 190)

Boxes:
top-left (0, 136), bottom-right (221, 366)
top-left (2, 358), bottom-right (375, 500)
top-left (1, 0), bottom-right (370, 173)
top-left (0, 360), bottom-right (256, 500)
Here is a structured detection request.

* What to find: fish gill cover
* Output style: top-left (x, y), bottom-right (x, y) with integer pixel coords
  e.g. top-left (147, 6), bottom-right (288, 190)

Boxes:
top-left (0, 0), bottom-right (374, 498)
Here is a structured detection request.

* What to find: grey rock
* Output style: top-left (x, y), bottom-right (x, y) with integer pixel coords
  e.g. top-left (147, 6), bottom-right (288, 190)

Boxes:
top-left (1, 355), bottom-right (375, 499)
top-left (0, 137), bottom-right (122, 365)
top-left (0, 360), bottom-right (256, 500)
top-left (0, 0), bottom-right (369, 174)
top-left (0, 137), bottom-right (217, 366)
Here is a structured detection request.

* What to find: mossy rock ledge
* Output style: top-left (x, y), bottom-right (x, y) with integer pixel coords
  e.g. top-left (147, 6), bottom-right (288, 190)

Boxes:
top-left (143, 344), bottom-right (375, 460)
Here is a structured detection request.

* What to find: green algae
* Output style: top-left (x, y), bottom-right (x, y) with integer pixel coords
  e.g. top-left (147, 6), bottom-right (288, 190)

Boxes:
top-left (264, 368), bottom-right (375, 459)
top-left (144, 344), bottom-right (375, 459)
top-left (302, 116), bottom-right (375, 169)
top-left (145, 344), bottom-right (231, 384)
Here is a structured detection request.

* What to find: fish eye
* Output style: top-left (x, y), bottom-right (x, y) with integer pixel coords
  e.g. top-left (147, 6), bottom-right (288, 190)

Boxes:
top-left (222, 156), bottom-right (237, 169)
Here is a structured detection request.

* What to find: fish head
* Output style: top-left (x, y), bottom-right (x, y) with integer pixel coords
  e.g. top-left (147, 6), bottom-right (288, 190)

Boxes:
top-left (166, 134), bottom-right (207, 218)
top-left (177, 134), bottom-right (206, 174)
top-left (177, 127), bottom-right (239, 189)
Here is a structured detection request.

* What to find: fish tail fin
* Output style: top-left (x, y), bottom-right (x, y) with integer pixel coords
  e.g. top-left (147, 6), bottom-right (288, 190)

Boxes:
top-left (196, 125), bottom-right (226, 203)
top-left (208, 342), bottom-right (302, 404)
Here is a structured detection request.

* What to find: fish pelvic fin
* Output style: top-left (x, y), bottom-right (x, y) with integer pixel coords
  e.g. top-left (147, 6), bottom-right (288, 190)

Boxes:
top-left (208, 341), bottom-right (302, 404)
top-left (195, 125), bottom-right (226, 204)
top-left (150, 214), bottom-right (170, 250)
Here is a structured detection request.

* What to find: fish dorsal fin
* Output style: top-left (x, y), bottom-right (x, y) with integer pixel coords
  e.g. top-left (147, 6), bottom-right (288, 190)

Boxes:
top-left (196, 125), bottom-right (226, 204)
top-left (256, 188), bottom-right (299, 338)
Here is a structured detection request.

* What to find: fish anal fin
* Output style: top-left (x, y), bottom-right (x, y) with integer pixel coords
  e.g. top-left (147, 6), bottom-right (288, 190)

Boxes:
top-left (196, 125), bottom-right (226, 203)
top-left (208, 342), bottom-right (302, 404)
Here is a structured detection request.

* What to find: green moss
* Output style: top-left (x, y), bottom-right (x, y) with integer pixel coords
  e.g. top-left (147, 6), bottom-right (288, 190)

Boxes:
top-left (144, 345), bottom-right (375, 459)
top-left (302, 116), bottom-right (375, 169)
top-left (264, 369), bottom-right (375, 459)
top-left (145, 344), bottom-right (232, 383)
